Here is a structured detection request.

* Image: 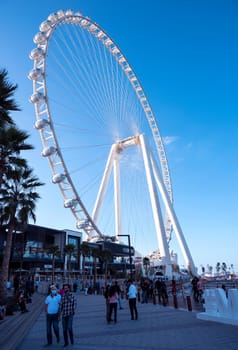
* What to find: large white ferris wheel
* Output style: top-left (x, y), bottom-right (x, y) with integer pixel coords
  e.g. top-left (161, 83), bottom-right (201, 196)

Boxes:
top-left (28, 9), bottom-right (196, 276)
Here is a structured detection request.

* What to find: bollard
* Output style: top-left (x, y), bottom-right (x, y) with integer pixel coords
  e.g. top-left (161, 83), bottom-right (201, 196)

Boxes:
top-left (186, 295), bottom-right (192, 311)
top-left (173, 294), bottom-right (178, 308)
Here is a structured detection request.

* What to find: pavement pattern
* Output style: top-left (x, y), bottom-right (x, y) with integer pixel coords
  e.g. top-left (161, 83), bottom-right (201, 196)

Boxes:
top-left (15, 292), bottom-right (238, 350)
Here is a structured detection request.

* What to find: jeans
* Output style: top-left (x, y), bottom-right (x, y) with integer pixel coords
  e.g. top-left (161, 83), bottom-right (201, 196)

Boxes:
top-left (118, 295), bottom-right (122, 308)
top-left (62, 314), bottom-right (74, 345)
top-left (129, 298), bottom-right (138, 320)
top-left (108, 302), bottom-right (117, 323)
top-left (141, 290), bottom-right (148, 303)
top-left (46, 313), bottom-right (59, 345)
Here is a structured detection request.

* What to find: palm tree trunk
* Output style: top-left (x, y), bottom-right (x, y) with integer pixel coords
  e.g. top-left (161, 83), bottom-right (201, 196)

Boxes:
top-left (82, 255), bottom-right (86, 288)
top-left (105, 262), bottom-right (108, 282)
top-left (0, 224), bottom-right (14, 301)
top-left (0, 166), bottom-right (4, 188)
top-left (68, 255), bottom-right (71, 284)
top-left (0, 154), bottom-right (7, 189)
top-left (93, 257), bottom-right (97, 287)
top-left (52, 256), bottom-right (55, 284)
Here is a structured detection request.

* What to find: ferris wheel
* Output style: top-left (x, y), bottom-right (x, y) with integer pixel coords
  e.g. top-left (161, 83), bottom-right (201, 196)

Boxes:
top-left (28, 9), bottom-right (196, 275)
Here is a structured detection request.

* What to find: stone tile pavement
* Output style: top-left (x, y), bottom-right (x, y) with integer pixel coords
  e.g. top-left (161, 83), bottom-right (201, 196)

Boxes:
top-left (15, 292), bottom-right (238, 350)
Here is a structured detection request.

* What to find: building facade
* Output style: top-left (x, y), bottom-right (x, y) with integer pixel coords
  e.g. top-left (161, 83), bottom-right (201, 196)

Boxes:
top-left (0, 224), bottom-right (134, 278)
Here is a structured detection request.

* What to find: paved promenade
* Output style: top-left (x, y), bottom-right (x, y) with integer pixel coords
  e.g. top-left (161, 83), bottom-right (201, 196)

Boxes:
top-left (15, 292), bottom-right (238, 350)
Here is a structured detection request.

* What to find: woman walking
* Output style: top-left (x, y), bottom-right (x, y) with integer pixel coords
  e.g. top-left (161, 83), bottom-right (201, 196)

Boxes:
top-left (107, 285), bottom-right (118, 324)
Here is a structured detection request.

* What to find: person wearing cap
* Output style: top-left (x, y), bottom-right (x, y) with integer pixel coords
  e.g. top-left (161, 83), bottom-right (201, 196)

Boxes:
top-left (44, 284), bottom-right (61, 346)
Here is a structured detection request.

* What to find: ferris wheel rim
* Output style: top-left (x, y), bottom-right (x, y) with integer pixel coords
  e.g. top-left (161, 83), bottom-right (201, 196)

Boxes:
top-left (28, 9), bottom-right (173, 240)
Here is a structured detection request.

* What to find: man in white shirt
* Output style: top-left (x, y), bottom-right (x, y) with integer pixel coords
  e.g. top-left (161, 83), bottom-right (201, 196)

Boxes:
top-left (44, 284), bottom-right (61, 346)
top-left (127, 279), bottom-right (138, 320)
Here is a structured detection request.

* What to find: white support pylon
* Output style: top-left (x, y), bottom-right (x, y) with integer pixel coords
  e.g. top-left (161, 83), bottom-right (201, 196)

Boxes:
top-left (139, 134), bottom-right (172, 276)
top-left (149, 145), bottom-right (197, 276)
top-left (92, 144), bottom-right (116, 229)
top-left (113, 151), bottom-right (121, 238)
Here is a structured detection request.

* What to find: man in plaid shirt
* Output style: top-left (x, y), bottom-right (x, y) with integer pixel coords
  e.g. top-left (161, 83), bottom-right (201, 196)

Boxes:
top-left (59, 283), bottom-right (77, 347)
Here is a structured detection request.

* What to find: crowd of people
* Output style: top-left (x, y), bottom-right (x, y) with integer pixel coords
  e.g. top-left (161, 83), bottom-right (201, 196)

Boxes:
top-left (1, 274), bottom-right (211, 347)
top-left (43, 277), bottom-right (167, 346)
top-left (104, 279), bottom-right (139, 324)
top-left (44, 279), bottom-right (139, 347)
top-left (0, 275), bottom-right (36, 317)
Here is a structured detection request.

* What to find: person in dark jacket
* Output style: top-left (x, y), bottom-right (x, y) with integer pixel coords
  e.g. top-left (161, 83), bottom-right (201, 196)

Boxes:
top-left (59, 283), bottom-right (77, 347)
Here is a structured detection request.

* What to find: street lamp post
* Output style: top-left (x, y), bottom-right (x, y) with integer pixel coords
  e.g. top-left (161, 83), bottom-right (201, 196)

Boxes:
top-left (118, 234), bottom-right (132, 278)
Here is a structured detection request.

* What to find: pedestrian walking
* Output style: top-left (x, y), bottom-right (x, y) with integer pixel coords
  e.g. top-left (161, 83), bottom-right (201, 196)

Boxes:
top-left (114, 280), bottom-right (123, 309)
top-left (140, 277), bottom-right (149, 304)
top-left (127, 279), bottom-right (138, 320)
top-left (104, 284), bottom-right (111, 322)
top-left (34, 279), bottom-right (39, 292)
top-left (18, 290), bottom-right (29, 313)
top-left (73, 282), bottom-right (78, 293)
top-left (171, 277), bottom-right (177, 295)
top-left (13, 275), bottom-right (20, 295)
top-left (155, 278), bottom-right (162, 304)
top-left (0, 303), bottom-right (6, 320)
top-left (107, 285), bottom-right (118, 324)
top-left (191, 276), bottom-right (199, 302)
top-left (160, 280), bottom-right (168, 306)
top-left (171, 277), bottom-right (178, 308)
top-left (59, 283), bottom-right (77, 348)
top-left (197, 278), bottom-right (204, 302)
top-left (44, 284), bottom-right (61, 346)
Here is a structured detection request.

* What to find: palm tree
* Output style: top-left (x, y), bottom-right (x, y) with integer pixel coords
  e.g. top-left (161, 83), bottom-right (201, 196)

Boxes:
top-left (100, 249), bottom-right (112, 281)
top-left (222, 262), bottom-right (227, 276)
top-left (79, 243), bottom-right (91, 289)
top-left (143, 257), bottom-right (150, 277)
top-left (47, 245), bottom-right (61, 284)
top-left (0, 68), bottom-right (20, 126)
top-left (0, 165), bottom-right (44, 301)
top-left (80, 243), bottom-right (91, 277)
top-left (216, 262), bottom-right (221, 275)
top-left (91, 247), bottom-right (101, 287)
top-left (0, 125), bottom-right (33, 187)
top-left (64, 243), bottom-right (76, 284)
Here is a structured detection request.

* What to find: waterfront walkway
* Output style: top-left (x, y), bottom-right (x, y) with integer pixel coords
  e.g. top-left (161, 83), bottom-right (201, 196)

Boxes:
top-left (8, 291), bottom-right (237, 350)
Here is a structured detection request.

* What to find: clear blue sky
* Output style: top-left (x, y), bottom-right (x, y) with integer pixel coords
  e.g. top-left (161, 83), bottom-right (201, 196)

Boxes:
top-left (1, 0), bottom-right (238, 273)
